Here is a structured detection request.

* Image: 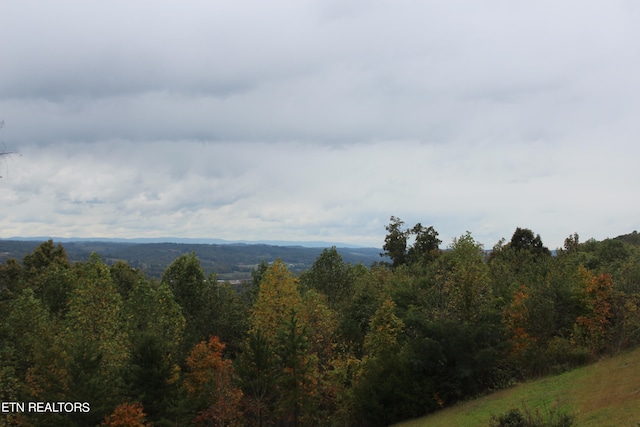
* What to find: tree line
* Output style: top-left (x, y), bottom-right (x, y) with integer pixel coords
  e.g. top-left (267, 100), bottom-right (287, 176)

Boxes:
top-left (1, 220), bottom-right (640, 426)
top-left (0, 240), bottom-right (382, 280)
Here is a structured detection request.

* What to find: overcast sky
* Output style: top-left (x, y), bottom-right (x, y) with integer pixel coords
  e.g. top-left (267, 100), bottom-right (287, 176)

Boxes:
top-left (1, 1), bottom-right (639, 249)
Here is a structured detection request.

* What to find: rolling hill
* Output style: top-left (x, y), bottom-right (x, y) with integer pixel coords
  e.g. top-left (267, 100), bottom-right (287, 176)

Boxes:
top-left (0, 239), bottom-right (385, 279)
top-left (393, 346), bottom-right (640, 427)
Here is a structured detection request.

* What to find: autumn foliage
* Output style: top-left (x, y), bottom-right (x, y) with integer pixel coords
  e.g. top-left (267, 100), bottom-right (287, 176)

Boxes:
top-left (504, 285), bottom-right (536, 357)
top-left (574, 272), bottom-right (614, 354)
top-left (2, 227), bottom-right (640, 427)
top-left (184, 336), bottom-right (243, 427)
top-left (101, 402), bottom-right (151, 427)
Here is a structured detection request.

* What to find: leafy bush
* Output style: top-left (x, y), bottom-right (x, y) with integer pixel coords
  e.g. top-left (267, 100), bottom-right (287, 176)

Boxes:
top-left (489, 402), bottom-right (574, 427)
top-left (491, 408), bottom-right (526, 427)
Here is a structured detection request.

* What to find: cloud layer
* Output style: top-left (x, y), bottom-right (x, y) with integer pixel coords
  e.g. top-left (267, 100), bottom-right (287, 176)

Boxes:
top-left (2, 1), bottom-right (639, 248)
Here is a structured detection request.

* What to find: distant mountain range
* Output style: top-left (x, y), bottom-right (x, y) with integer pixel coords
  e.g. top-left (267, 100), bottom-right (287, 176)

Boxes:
top-left (0, 237), bottom-right (385, 280)
top-left (5, 236), bottom-right (370, 249)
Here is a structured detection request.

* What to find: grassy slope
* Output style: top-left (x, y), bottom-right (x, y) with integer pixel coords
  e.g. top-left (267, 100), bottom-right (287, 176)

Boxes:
top-left (393, 346), bottom-right (640, 427)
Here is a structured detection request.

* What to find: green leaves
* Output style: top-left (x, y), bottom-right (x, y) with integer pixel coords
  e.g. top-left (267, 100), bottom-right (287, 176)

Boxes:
top-left (59, 255), bottom-right (129, 422)
top-left (382, 216), bottom-right (442, 269)
top-left (442, 232), bottom-right (493, 322)
top-left (509, 227), bottom-right (551, 257)
top-left (123, 279), bottom-right (185, 359)
top-left (299, 246), bottom-right (354, 309)
top-left (383, 216), bottom-right (410, 268)
top-left (2, 231), bottom-right (639, 426)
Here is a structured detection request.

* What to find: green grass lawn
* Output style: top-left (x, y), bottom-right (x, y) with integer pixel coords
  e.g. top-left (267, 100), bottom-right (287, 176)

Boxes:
top-left (393, 346), bottom-right (640, 427)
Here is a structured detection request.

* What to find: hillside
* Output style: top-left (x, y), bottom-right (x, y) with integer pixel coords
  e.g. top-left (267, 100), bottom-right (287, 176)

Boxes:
top-left (0, 239), bottom-right (384, 279)
top-left (614, 230), bottom-right (640, 246)
top-left (2, 226), bottom-right (639, 426)
top-left (393, 346), bottom-right (640, 427)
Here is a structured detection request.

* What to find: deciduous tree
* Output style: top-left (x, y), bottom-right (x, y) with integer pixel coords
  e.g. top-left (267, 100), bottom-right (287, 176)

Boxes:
top-left (22, 240), bottom-right (75, 316)
top-left (407, 223), bottom-right (441, 265)
top-left (184, 336), bottom-right (243, 427)
top-left (62, 253), bottom-right (129, 423)
top-left (101, 401), bottom-right (152, 427)
top-left (574, 272), bottom-right (614, 355)
top-left (504, 285), bottom-right (536, 358)
top-left (382, 216), bottom-right (409, 268)
top-left (363, 299), bottom-right (404, 359)
top-left (441, 232), bottom-right (493, 322)
top-left (250, 259), bottom-right (303, 341)
top-left (300, 247), bottom-right (354, 310)
top-left (162, 252), bottom-right (216, 358)
top-left (382, 217), bottom-right (442, 269)
top-left (510, 227), bottom-right (550, 257)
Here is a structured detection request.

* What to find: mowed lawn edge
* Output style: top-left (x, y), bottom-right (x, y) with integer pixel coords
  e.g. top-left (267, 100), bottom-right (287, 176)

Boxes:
top-left (393, 346), bottom-right (640, 427)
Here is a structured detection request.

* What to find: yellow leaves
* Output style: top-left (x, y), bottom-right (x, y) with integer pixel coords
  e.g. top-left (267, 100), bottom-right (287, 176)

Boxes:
top-left (246, 261), bottom-right (334, 424)
top-left (625, 298), bottom-right (638, 313)
top-left (363, 299), bottom-right (404, 358)
top-left (329, 353), bottom-right (364, 388)
top-left (577, 264), bottom-right (593, 285)
top-left (250, 260), bottom-right (303, 341)
top-left (299, 290), bottom-right (338, 370)
top-left (168, 363), bottom-right (181, 385)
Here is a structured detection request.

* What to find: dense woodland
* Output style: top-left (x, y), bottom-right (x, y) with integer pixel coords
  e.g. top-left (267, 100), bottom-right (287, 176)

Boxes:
top-left (0, 240), bottom-right (382, 280)
top-left (1, 218), bottom-right (640, 427)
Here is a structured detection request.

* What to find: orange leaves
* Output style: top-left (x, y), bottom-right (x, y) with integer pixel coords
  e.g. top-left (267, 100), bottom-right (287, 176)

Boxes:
top-left (184, 336), bottom-right (229, 395)
top-left (101, 402), bottom-right (151, 427)
top-left (586, 273), bottom-right (614, 325)
top-left (574, 273), bottom-right (614, 354)
top-left (184, 336), bottom-right (243, 426)
top-left (504, 285), bottom-right (536, 357)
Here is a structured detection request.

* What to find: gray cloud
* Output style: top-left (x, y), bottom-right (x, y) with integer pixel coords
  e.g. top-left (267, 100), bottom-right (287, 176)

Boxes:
top-left (1, 1), bottom-right (639, 248)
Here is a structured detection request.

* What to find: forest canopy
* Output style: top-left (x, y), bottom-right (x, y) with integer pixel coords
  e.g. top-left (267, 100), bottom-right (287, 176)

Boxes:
top-left (1, 220), bottom-right (640, 426)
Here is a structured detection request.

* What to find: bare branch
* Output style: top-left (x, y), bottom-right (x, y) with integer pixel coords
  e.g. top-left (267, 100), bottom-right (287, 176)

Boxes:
top-left (0, 121), bottom-right (21, 178)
